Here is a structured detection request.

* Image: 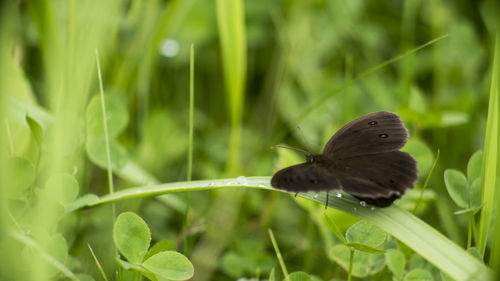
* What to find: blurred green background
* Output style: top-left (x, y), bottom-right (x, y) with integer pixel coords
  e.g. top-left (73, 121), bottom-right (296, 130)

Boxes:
top-left (1, 0), bottom-right (499, 280)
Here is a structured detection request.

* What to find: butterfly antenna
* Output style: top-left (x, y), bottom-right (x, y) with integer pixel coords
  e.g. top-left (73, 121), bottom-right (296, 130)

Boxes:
top-left (271, 145), bottom-right (310, 156)
top-left (296, 126), bottom-right (313, 153)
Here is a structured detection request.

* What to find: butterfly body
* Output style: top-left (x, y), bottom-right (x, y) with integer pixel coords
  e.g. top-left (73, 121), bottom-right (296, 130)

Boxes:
top-left (271, 111), bottom-right (418, 207)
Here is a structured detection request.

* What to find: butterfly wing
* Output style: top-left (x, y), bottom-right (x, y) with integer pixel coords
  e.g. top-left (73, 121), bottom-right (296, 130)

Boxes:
top-left (323, 111), bottom-right (408, 159)
top-left (271, 162), bottom-right (341, 192)
top-left (335, 151), bottom-right (418, 207)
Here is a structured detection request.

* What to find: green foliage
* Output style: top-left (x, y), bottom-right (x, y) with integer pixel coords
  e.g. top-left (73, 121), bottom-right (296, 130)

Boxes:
top-left (444, 151), bottom-right (484, 212)
top-left (45, 173), bottom-right (79, 205)
top-left (403, 268), bottom-right (433, 281)
top-left (114, 212), bottom-right (152, 264)
top-left (142, 251), bottom-right (194, 281)
top-left (346, 220), bottom-right (386, 248)
top-left (444, 169), bottom-right (470, 208)
top-left (113, 212), bottom-right (194, 281)
top-left (6, 157), bottom-right (34, 198)
top-left (401, 138), bottom-right (434, 180)
top-left (1, 1), bottom-right (500, 281)
top-left (26, 114), bottom-right (44, 146)
top-left (283, 271), bottom-right (321, 281)
top-left (324, 218), bottom-right (387, 278)
top-left (385, 249), bottom-right (406, 279)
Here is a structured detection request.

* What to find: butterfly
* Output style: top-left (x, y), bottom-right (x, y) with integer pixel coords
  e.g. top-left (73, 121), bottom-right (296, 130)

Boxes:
top-left (271, 111), bottom-right (418, 207)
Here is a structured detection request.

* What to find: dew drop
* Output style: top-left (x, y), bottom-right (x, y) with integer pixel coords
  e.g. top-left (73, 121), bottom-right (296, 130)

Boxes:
top-left (368, 121), bottom-right (377, 125)
top-left (313, 193), bottom-right (319, 198)
top-left (258, 184), bottom-right (267, 188)
top-left (335, 192), bottom-right (342, 198)
top-left (236, 176), bottom-right (247, 182)
top-left (353, 207), bottom-right (357, 211)
top-left (378, 133), bottom-right (388, 138)
top-left (208, 182), bottom-right (215, 186)
top-left (158, 39), bottom-right (180, 57)
top-left (359, 201), bottom-right (367, 207)
top-left (370, 206), bottom-right (376, 211)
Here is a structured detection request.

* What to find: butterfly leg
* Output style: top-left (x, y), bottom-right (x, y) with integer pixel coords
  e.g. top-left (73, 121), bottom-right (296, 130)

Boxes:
top-left (325, 192), bottom-right (329, 210)
top-left (294, 192), bottom-right (299, 198)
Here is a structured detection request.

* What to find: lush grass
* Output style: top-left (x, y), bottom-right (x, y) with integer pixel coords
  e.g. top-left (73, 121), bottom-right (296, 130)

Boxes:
top-left (1, 1), bottom-right (500, 281)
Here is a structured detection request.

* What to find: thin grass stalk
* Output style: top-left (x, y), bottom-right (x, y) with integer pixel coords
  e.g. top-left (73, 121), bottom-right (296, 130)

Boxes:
top-left (413, 149), bottom-right (440, 213)
top-left (183, 44), bottom-right (195, 255)
top-left (347, 249), bottom-right (354, 281)
top-left (268, 229), bottom-right (289, 279)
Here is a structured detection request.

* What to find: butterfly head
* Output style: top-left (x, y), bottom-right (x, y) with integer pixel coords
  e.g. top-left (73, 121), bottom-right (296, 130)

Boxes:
top-left (306, 154), bottom-right (325, 163)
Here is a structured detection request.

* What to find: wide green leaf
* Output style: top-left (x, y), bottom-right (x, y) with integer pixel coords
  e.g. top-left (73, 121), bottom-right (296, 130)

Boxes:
top-left (86, 93), bottom-right (129, 138)
top-left (86, 137), bottom-right (128, 170)
top-left (404, 268), bottom-right (433, 281)
top-left (113, 212), bottom-right (151, 264)
top-left (144, 240), bottom-right (177, 261)
top-left (467, 150), bottom-right (483, 184)
top-left (385, 249), bottom-right (406, 279)
top-left (346, 220), bottom-right (386, 248)
top-left (142, 251), bottom-right (194, 281)
top-left (444, 169), bottom-right (469, 208)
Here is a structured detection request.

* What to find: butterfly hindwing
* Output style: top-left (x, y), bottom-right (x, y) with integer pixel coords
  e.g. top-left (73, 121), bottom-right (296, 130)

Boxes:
top-left (335, 151), bottom-right (418, 199)
top-left (271, 163), bottom-right (341, 192)
top-left (323, 111), bottom-right (408, 159)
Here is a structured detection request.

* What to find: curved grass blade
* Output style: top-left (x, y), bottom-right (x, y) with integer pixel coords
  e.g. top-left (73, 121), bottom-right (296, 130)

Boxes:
top-left (85, 176), bottom-right (492, 281)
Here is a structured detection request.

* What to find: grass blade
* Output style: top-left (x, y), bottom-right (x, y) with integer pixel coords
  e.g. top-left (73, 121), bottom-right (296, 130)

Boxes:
top-left (216, 0), bottom-right (247, 175)
top-left (95, 49), bottom-right (115, 198)
top-left (88, 243), bottom-right (109, 281)
top-left (487, 32), bottom-right (500, 272)
top-left (268, 228), bottom-right (288, 279)
top-left (477, 32), bottom-right (500, 256)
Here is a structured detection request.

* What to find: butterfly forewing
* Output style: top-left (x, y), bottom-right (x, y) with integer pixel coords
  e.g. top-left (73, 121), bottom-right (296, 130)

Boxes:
top-left (271, 163), bottom-right (340, 192)
top-left (323, 111), bottom-right (408, 159)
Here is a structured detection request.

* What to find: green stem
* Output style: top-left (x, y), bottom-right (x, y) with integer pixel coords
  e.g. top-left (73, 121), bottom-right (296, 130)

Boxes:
top-left (413, 149), bottom-right (440, 213)
top-left (347, 248), bottom-right (354, 281)
top-left (268, 228), bottom-right (288, 279)
top-left (95, 48), bottom-right (118, 265)
top-left (184, 44), bottom-right (195, 255)
top-left (467, 215), bottom-right (472, 249)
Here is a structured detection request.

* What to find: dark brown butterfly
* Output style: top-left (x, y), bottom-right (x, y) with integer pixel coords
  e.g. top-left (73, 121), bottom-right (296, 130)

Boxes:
top-left (271, 111), bottom-right (418, 207)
